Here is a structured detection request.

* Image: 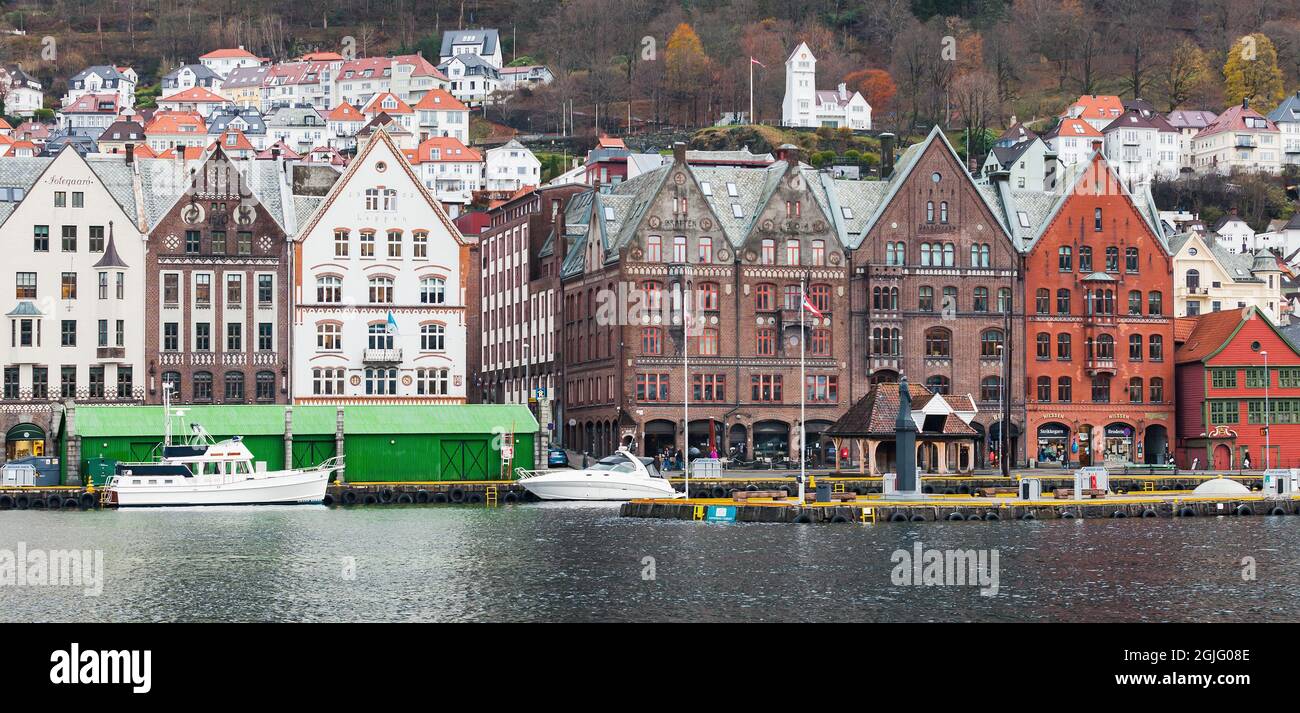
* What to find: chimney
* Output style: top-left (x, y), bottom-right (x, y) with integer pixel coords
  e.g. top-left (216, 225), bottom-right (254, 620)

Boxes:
top-left (1243, 98), bottom-right (1249, 110)
top-left (125, 143), bottom-right (134, 164)
top-left (775, 143), bottom-right (801, 165)
top-left (879, 132), bottom-right (895, 178)
top-left (1091, 139), bottom-right (1103, 152)
top-left (672, 141), bottom-right (686, 165)
top-left (838, 82), bottom-right (847, 101)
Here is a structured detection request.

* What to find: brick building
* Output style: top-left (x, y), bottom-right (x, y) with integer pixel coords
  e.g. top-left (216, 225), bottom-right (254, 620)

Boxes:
top-left (145, 146), bottom-right (299, 404)
top-left (844, 127), bottom-right (1025, 470)
top-left (1175, 306), bottom-right (1298, 469)
top-left (559, 143), bottom-right (851, 463)
top-left (1019, 153), bottom-right (1175, 466)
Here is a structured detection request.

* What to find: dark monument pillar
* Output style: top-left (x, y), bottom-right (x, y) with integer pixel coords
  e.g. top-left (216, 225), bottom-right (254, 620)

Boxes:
top-left (895, 376), bottom-right (918, 493)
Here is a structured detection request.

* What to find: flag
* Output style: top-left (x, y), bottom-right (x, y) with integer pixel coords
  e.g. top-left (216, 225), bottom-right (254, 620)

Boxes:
top-left (750, 56), bottom-right (766, 68)
top-left (801, 292), bottom-right (823, 318)
top-left (386, 312), bottom-right (398, 334)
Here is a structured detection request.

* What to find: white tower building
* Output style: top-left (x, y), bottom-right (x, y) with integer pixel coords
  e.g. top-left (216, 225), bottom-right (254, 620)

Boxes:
top-left (782, 42), bottom-right (817, 128)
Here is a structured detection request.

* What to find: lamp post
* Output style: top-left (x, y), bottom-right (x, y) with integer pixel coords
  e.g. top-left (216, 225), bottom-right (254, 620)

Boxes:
top-left (1263, 350), bottom-right (1270, 471)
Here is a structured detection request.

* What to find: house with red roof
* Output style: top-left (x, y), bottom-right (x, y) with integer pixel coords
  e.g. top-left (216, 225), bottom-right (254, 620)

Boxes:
top-left (157, 86), bottom-right (233, 118)
top-left (56, 94), bottom-right (120, 132)
top-left (145, 111), bottom-right (208, 152)
top-left (263, 59), bottom-right (342, 110)
top-left (335, 55), bottom-right (448, 109)
top-left (1191, 100), bottom-right (1281, 175)
top-left (1175, 306), bottom-right (1300, 469)
top-left (325, 102), bottom-right (366, 150)
top-left (1061, 94), bottom-right (1125, 132)
top-left (1042, 117), bottom-right (1103, 169)
top-left (404, 135), bottom-right (484, 217)
top-left (412, 89), bottom-right (469, 143)
top-left (199, 46), bottom-right (263, 78)
top-left (212, 128), bottom-right (258, 159)
top-left (361, 92), bottom-right (415, 131)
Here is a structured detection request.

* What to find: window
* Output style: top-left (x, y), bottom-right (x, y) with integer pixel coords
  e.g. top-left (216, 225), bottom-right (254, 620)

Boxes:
top-left (1149, 377), bottom-right (1164, 403)
top-left (1091, 374), bottom-right (1111, 403)
top-left (1036, 332), bottom-right (1050, 359)
top-left (925, 375), bottom-right (951, 395)
top-left (420, 323), bottom-right (445, 351)
top-left (885, 241), bottom-right (905, 265)
top-left (1079, 246), bottom-right (1092, 272)
top-left (61, 366), bottom-right (77, 399)
top-left (226, 322), bottom-right (242, 351)
top-left (256, 371), bottom-right (275, 401)
top-left (334, 229), bottom-right (350, 257)
top-left (939, 201), bottom-right (949, 223)
top-left (1095, 334), bottom-right (1115, 360)
top-left (1126, 247), bottom-right (1139, 272)
top-left (367, 323), bottom-right (394, 350)
top-left (1058, 246), bottom-right (1072, 271)
top-left (1128, 290), bottom-right (1142, 315)
top-left (1129, 377), bottom-right (1144, 403)
top-left (185, 230), bottom-right (201, 254)
top-left (163, 274), bottom-right (179, 305)
top-left (1058, 377), bottom-right (1072, 402)
top-left (195, 274), bottom-right (212, 307)
top-left (807, 284), bottom-right (831, 313)
top-left (226, 274), bottom-right (242, 306)
top-left (1129, 334), bottom-right (1143, 361)
top-left (413, 231), bottom-right (428, 258)
top-left (809, 328), bottom-right (831, 356)
top-left (161, 372), bottom-right (180, 399)
top-left (1147, 291), bottom-right (1163, 316)
top-left (806, 375), bottom-right (838, 402)
top-left (224, 372), bottom-right (245, 402)
top-left (72, 192), bottom-right (84, 208)
top-left (30, 367), bottom-right (47, 400)
top-left (1246, 367), bottom-right (1268, 389)
top-left (33, 225), bottom-right (49, 252)
top-left (1036, 376), bottom-right (1052, 402)
top-left (641, 327), bottom-right (662, 355)
top-left (750, 374), bottom-right (783, 402)
top-left (1209, 401), bottom-right (1238, 425)
top-left (761, 239), bottom-right (775, 264)
top-left (1057, 333), bottom-right (1072, 360)
top-left (1056, 289), bottom-right (1071, 315)
top-left (387, 231), bottom-right (402, 258)
top-left (88, 366), bottom-right (105, 399)
top-left (211, 231), bottom-right (227, 255)
top-left (926, 201), bottom-right (935, 223)
top-left (924, 328), bottom-right (951, 357)
top-left (811, 240), bottom-right (826, 266)
top-left (635, 373), bottom-right (669, 401)
top-left (360, 231), bottom-right (375, 257)
top-left (1279, 368), bottom-right (1300, 388)
top-left (693, 374), bottom-right (727, 402)
top-left (61, 272), bottom-right (77, 299)
top-left (973, 287), bottom-right (989, 312)
top-left (62, 225), bottom-right (77, 252)
top-left (54, 192), bottom-right (66, 207)
top-left (871, 327), bottom-right (901, 356)
top-left (238, 232), bottom-right (252, 256)
top-left (672, 236), bottom-right (687, 262)
top-left (195, 323), bottom-right (211, 351)
top-left (312, 368), bottom-right (345, 396)
top-left (163, 322), bottom-right (179, 351)
top-left (420, 277), bottom-right (446, 304)
top-left (258, 275), bottom-right (273, 305)
top-left (1149, 335), bottom-right (1164, 361)
top-left (698, 283), bottom-right (719, 310)
top-left (61, 320), bottom-right (76, 347)
top-left (698, 237), bottom-right (713, 263)
top-left (117, 367), bottom-right (133, 399)
top-left (258, 323), bottom-right (273, 351)
top-left (755, 284), bottom-right (775, 311)
top-left (980, 376), bottom-right (1002, 402)
top-left (89, 226), bottom-right (105, 252)
top-left (116, 272), bottom-right (125, 300)
top-left (1105, 246), bottom-right (1119, 272)
top-left (369, 276), bottom-right (394, 303)
top-left (416, 368), bottom-right (450, 396)
top-left (364, 368), bottom-right (398, 395)
top-left (785, 239), bottom-right (800, 265)
top-left (756, 328), bottom-right (776, 356)
top-left (316, 322), bottom-right (342, 351)
top-left (1094, 208), bottom-right (1103, 231)
top-left (919, 286), bottom-right (934, 312)
top-left (2, 368), bottom-right (15, 399)
top-left (997, 288), bottom-right (1012, 313)
top-left (646, 235), bottom-right (661, 262)
top-left (980, 329), bottom-right (1004, 358)
top-left (15, 272), bottom-right (36, 299)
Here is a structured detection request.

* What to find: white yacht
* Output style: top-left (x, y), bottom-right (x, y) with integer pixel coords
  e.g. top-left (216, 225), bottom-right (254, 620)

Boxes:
top-left (516, 449), bottom-right (683, 501)
top-left (105, 391), bottom-right (343, 507)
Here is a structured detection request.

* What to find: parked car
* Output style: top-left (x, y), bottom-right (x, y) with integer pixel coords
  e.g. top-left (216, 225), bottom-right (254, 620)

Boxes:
top-left (547, 447), bottom-right (570, 468)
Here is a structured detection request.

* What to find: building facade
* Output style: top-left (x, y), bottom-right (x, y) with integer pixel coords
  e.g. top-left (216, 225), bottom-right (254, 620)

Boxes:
top-left (1021, 153), bottom-right (1176, 467)
top-left (145, 148), bottom-right (294, 405)
top-left (292, 129), bottom-right (470, 403)
top-left (1170, 232), bottom-right (1284, 322)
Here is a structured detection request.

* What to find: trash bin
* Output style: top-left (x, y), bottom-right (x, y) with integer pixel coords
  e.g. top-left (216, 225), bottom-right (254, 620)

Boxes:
top-left (815, 482), bottom-right (832, 502)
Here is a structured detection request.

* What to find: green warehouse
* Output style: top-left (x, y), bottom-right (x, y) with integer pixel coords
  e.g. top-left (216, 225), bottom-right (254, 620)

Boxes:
top-left (58, 404), bottom-right (537, 485)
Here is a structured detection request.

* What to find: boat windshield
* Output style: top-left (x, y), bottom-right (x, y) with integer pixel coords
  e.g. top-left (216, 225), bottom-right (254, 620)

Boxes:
top-left (589, 455), bottom-right (639, 473)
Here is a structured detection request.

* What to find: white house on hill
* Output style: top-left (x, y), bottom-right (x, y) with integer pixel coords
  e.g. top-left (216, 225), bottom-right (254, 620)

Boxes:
top-left (781, 42), bottom-right (870, 130)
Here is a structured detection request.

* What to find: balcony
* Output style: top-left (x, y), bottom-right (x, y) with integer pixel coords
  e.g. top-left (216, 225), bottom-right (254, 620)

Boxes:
top-left (1235, 137), bottom-right (1258, 149)
top-left (1085, 358), bottom-right (1117, 374)
top-left (363, 348), bottom-right (403, 363)
top-left (1177, 285), bottom-right (1209, 297)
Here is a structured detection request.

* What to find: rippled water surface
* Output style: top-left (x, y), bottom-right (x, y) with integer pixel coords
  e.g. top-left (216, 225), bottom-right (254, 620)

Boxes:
top-left (2, 503), bottom-right (1297, 622)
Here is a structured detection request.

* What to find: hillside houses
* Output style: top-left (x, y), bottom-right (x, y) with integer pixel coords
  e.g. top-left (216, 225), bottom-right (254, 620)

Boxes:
top-left (0, 64), bottom-right (44, 117)
top-left (65, 65), bottom-right (137, 109)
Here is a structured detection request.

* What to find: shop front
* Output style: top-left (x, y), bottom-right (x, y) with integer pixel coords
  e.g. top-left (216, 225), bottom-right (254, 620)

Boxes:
top-left (1103, 422), bottom-right (1136, 465)
top-left (5, 423), bottom-right (46, 461)
top-left (1035, 422), bottom-right (1070, 465)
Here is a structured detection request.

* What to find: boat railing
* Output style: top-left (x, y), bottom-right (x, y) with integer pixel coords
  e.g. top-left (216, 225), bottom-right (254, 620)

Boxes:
top-left (314, 455), bottom-right (346, 473)
top-left (514, 467), bottom-right (548, 480)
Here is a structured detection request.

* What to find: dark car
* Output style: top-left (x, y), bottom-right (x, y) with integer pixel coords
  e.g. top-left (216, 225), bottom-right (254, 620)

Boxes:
top-left (547, 447), bottom-right (570, 467)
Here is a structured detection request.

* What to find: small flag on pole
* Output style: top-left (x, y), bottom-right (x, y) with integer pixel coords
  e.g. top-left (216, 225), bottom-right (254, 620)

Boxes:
top-left (750, 56), bottom-right (766, 68)
top-left (801, 291), bottom-right (823, 318)
top-left (386, 312), bottom-right (398, 334)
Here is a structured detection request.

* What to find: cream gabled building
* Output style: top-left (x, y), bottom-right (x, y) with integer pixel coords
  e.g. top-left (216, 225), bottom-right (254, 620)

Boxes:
top-left (1170, 231), bottom-right (1285, 323)
top-left (1191, 102), bottom-right (1282, 175)
top-left (292, 128), bottom-right (470, 403)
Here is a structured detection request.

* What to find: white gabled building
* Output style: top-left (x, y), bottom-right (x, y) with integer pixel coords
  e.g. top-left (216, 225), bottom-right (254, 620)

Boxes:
top-left (0, 148), bottom-right (149, 457)
top-left (1192, 101), bottom-right (1282, 175)
top-left (1266, 91), bottom-right (1300, 168)
top-left (484, 139), bottom-right (540, 193)
top-left (65, 66), bottom-right (136, 110)
top-left (781, 42), bottom-right (871, 130)
top-left (199, 47), bottom-right (262, 79)
top-left (1, 64), bottom-right (44, 117)
top-left (292, 129), bottom-right (470, 403)
top-left (1166, 109), bottom-right (1217, 172)
top-left (439, 29), bottom-right (503, 69)
top-left (437, 54), bottom-right (502, 106)
top-left (1101, 108), bottom-right (1181, 188)
top-left (403, 136), bottom-right (484, 217)
top-left (1042, 117), bottom-right (1103, 170)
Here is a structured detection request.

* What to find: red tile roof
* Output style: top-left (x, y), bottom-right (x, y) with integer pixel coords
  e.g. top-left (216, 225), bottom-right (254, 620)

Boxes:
top-left (201, 48), bottom-right (258, 60)
top-left (1175, 308), bottom-right (1248, 363)
top-left (1196, 103), bottom-right (1278, 138)
top-left (1063, 94), bottom-right (1124, 122)
top-left (160, 86), bottom-right (228, 103)
top-left (412, 88), bottom-right (468, 112)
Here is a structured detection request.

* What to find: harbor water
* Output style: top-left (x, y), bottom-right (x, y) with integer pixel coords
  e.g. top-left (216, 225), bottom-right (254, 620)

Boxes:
top-left (2, 503), bottom-right (1298, 622)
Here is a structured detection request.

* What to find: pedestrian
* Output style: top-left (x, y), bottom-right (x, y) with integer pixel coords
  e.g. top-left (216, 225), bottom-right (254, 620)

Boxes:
top-left (1243, 453), bottom-right (1252, 470)
top-left (710, 446), bottom-right (718, 460)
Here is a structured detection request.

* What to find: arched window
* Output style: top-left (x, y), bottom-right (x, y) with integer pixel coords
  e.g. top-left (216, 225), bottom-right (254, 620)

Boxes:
top-left (368, 276), bottom-right (394, 303)
top-left (1036, 332), bottom-right (1050, 359)
top-left (939, 201), bottom-right (949, 223)
top-left (942, 243), bottom-right (954, 266)
top-left (1149, 334), bottom-right (1164, 361)
top-left (1105, 246), bottom-right (1119, 272)
top-left (646, 235), bottom-right (662, 262)
top-left (1150, 377), bottom-right (1165, 402)
top-left (1091, 373), bottom-right (1111, 403)
top-left (760, 239), bottom-right (775, 264)
top-left (997, 288), bottom-right (1012, 313)
top-left (1036, 376), bottom-right (1052, 402)
top-left (973, 286), bottom-right (989, 312)
top-left (698, 236), bottom-right (713, 263)
top-left (316, 275), bottom-right (342, 303)
top-left (1057, 333), bottom-right (1072, 360)
top-left (1079, 245), bottom-right (1093, 272)
top-left (754, 283), bottom-right (775, 311)
top-left (810, 240), bottom-right (826, 266)
top-left (1057, 288), bottom-right (1071, 314)
top-left (926, 201), bottom-right (935, 222)
top-left (925, 375), bottom-right (951, 394)
top-left (924, 328), bottom-right (951, 357)
top-left (420, 323), bottom-right (445, 351)
top-left (193, 371), bottom-right (213, 402)
top-left (785, 239), bottom-right (800, 265)
top-left (1129, 334), bottom-right (1143, 360)
top-left (1057, 376), bottom-right (1072, 402)
top-left (980, 329), bottom-right (1004, 358)
top-left (1148, 291), bottom-right (1163, 316)
top-left (161, 371), bottom-right (181, 399)
top-left (1186, 269), bottom-right (1200, 289)
top-left (980, 376), bottom-right (1002, 402)
top-left (224, 371), bottom-right (245, 403)
top-left (1129, 377), bottom-right (1144, 403)
top-left (920, 243), bottom-right (933, 266)
top-left (1096, 334), bottom-right (1115, 359)
top-left (919, 286), bottom-right (934, 311)
top-left (1128, 290), bottom-right (1143, 315)
top-left (420, 277), bottom-right (446, 304)
top-left (316, 322), bottom-right (342, 351)
top-left (255, 371), bottom-right (275, 402)
top-left (673, 235), bottom-right (688, 262)
top-left (1036, 288), bottom-right (1050, 314)
top-left (1058, 246), bottom-right (1072, 271)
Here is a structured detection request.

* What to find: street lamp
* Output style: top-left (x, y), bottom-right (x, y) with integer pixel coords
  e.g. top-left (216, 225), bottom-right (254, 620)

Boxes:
top-left (1263, 350), bottom-right (1270, 471)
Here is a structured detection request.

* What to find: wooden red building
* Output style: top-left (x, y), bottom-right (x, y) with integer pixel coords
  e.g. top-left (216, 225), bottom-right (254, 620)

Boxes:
top-left (1021, 153), bottom-right (1175, 467)
top-left (1175, 306), bottom-right (1300, 469)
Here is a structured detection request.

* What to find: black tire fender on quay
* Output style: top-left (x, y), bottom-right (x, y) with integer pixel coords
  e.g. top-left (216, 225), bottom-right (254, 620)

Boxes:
top-left (448, 488), bottom-right (466, 503)
top-left (396, 493), bottom-right (414, 504)
top-left (1178, 506), bottom-right (1196, 517)
top-left (321, 493), bottom-right (335, 506)
top-left (1269, 507), bottom-right (1287, 516)
top-left (1236, 505), bottom-right (1254, 516)
top-left (1141, 509), bottom-right (1158, 518)
top-left (945, 512), bottom-right (966, 521)
top-left (47, 494), bottom-right (63, 509)
top-left (503, 491), bottom-right (519, 503)
top-left (362, 493), bottom-right (379, 505)
top-left (15, 494), bottom-right (31, 510)
top-left (0, 494), bottom-right (14, 509)
top-left (378, 489), bottom-right (394, 504)
top-left (983, 512), bottom-right (1001, 521)
top-left (830, 514), bottom-right (851, 523)
top-left (1021, 512), bottom-right (1036, 521)
top-left (889, 512), bottom-right (909, 522)
top-left (63, 497), bottom-right (80, 510)
top-left (342, 490), bottom-right (359, 505)
top-left (793, 513), bottom-right (813, 524)
top-left (415, 490), bottom-right (430, 504)
top-left (1111, 510), bottom-right (1127, 518)
top-left (79, 493), bottom-right (96, 510)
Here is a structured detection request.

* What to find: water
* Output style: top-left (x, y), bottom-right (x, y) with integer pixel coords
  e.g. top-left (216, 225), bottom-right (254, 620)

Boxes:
top-left (1, 504), bottom-right (1297, 622)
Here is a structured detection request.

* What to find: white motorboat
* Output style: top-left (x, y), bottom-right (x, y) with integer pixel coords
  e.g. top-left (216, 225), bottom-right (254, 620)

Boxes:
top-left (105, 390), bottom-right (343, 507)
top-left (516, 449), bottom-right (683, 501)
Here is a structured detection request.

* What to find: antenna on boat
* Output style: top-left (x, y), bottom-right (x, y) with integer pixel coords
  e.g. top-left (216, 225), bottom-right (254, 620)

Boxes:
top-left (163, 383), bottom-right (173, 446)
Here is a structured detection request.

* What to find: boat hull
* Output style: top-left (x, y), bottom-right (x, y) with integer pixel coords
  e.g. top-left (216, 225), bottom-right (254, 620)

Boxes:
top-left (111, 470), bottom-right (329, 507)
top-left (520, 473), bottom-right (681, 501)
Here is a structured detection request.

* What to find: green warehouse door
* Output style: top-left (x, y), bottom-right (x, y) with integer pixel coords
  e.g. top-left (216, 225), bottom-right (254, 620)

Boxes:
top-left (439, 440), bottom-right (489, 481)
top-left (292, 438), bottom-right (337, 469)
top-left (130, 440), bottom-right (162, 461)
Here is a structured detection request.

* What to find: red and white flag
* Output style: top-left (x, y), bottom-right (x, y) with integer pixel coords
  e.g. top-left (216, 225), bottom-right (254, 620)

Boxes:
top-left (801, 292), bottom-right (823, 318)
top-left (750, 56), bottom-right (766, 68)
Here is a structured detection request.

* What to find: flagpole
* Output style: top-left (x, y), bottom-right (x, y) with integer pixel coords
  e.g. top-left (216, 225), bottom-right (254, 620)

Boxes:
top-left (749, 59), bottom-right (754, 125)
top-left (683, 280), bottom-right (690, 499)
top-left (799, 275), bottom-right (807, 502)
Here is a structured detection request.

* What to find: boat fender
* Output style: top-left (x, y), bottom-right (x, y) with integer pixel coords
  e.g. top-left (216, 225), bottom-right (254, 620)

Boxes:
top-left (1021, 512), bottom-right (1036, 521)
top-left (1061, 510), bottom-right (1076, 519)
top-left (829, 514), bottom-right (851, 523)
top-left (503, 491), bottom-right (519, 503)
top-left (0, 494), bottom-right (13, 509)
top-left (1236, 505), bottom-right (1253, 516)
top-left (1178, 507), bottom-right (1196, 517)
top-left (1111, 511), bottom-right (1127, 519)
top-left (467, 492), bottom-right (484, 504)
top-left (47, 495), bottom-right (63, 509)
top-left (396, 493), bottom-right (414, 504)
top-left (29, 498), bottom-right (45, 509)
top-left (378, 489), bottom-right (394, 504)
top-left (710, 486), bottom-right (726, 499)
top-left (888, 512), bottom-right (909, 523)
top-left (361, 493), bottom-right (379, 505)
top-left (922, 485), bottom-right (934, 494)
top-left (63, 497), bottom-right (80, 510)
top-left (745, 484), bottom-right (758, 492)
top-left (1141, 509), bottom-right (1158, 518)
top-left (793, 513), bottom-right (813, 524)
top-left (79, 493), bottom-right (96, 510)
top-left (415, 490), bottom-right (430, 504)
top-left (780, 486), bottom-right (793, 497)
top-left (321, 493), bottom-right (335, 506)
top-left (433, 492), bottom-right (449, 503)
top-left (342, 490), bottom-right (359, 505)
top-left (1269, 507), bottom-right (1286, 516)
top-left (15, 494), bottom-right (30, 510)
top-left (448, 488), bottom-right (466, 503)
top-left (983, 512), bottom-right (1000, 521)
top-left (909, 513), bottom-right (926, 522)
top-left (945, 512), bottom-right (965, 521)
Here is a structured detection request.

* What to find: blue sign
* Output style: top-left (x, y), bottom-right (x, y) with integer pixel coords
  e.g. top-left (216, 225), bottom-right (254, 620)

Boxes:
top-left (705, 505), bottom-right (736, 522)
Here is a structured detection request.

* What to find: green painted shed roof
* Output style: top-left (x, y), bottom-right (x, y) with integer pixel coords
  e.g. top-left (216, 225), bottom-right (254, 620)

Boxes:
top-left (70, 404), bottom-right (537, 438)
